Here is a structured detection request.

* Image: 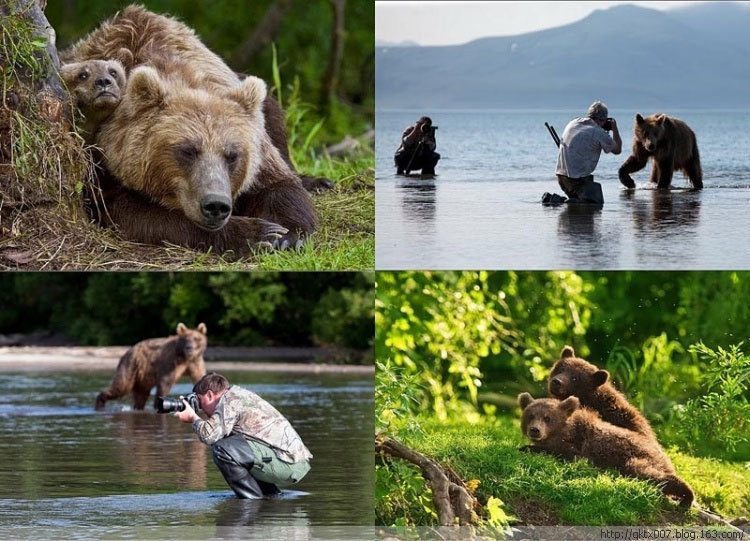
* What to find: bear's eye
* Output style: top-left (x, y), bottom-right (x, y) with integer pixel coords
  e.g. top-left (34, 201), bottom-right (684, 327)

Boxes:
top-left (177, 145), bottom-right (200, 160)
top-left (78, 71), bottom-right (89, 81)
top-left (543, 415), bottom-right (551, 422)
top-left (108, 68), bottom-right (118, 78)
top-left (572, 376), bottom-right (577, 382)
top-left (225, 151), bottom-right (239, 164)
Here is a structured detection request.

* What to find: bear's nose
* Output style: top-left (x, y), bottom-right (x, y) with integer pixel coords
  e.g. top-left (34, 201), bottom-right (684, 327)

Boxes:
top-left (528, 427), bottom-right (541, 438)
top-left (95, 77), bottom-right (112, 89)
top-left (200, 195), bottom-right (232, 222)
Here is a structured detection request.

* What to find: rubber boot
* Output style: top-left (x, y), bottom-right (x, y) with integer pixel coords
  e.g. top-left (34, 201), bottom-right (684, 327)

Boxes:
top-left (212, 435), bottom-right (268, 499)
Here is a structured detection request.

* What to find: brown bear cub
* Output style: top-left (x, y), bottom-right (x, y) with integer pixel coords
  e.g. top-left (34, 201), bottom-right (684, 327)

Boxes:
top-left (548, 346), bottom-right (656, 441)
top-left (618, 113), bottom-right (702, 190)
top-left (518, 393), bottom-right (694, 508)
top-left (60, 59), bottom-right (126, 143)
top-left (95, 323), bottom-right (207, 411)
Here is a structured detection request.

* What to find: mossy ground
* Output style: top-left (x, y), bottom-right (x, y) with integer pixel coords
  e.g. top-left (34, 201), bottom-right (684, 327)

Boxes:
top-left (377, 415), bottom-right (750, 526)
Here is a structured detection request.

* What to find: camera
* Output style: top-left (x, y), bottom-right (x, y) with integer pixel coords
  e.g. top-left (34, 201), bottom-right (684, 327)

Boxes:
top-left (602, 118), bottom-right (613, 131)
top-left (420, 124), bottom-right (438, 134)
top-left (155, 392), bottom-right (199, 414)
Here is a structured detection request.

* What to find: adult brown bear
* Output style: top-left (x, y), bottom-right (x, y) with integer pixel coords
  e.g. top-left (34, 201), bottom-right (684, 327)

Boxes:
top-left (94, 323), bottom-right (207, 410)
top-left (61, 5), bottom-right (322, 252)
top-left (618, 113), bottom-right (702, 190)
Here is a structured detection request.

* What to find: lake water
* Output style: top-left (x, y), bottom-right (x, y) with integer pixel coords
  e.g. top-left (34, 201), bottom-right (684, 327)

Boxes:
top-left (0, 369), bottom-right (374, 538)
top-left (376, 110), bottom-right (750, 269)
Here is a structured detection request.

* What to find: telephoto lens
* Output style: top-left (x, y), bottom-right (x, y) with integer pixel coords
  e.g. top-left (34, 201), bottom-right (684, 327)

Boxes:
top-left (155, 393), bottom-right (200, 413)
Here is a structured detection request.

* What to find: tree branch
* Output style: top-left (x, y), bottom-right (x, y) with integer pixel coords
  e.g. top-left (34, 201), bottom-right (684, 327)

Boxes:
top-left (322, 0), bottom-right (345, 103)
top-left (376, 434), bottom-right (478, 527)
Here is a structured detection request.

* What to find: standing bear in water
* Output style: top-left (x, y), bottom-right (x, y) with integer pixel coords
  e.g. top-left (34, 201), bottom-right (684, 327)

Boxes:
top-left (61, 5), bottom-right (320, 253)
top-left (618, 113), bottom-right (702, 190)
top-left (518, 393), bottom-right (694, 508)
top-left (95, 323), bottom-right (207, 410)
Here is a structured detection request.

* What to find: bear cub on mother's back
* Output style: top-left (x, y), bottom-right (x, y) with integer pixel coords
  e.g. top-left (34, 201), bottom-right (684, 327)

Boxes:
top-left (548, 346), bottom-right (656, 440)
top-left (618, 113), bottom-right (702, 190)
top-left (518, 393), bottom-right (694, 508)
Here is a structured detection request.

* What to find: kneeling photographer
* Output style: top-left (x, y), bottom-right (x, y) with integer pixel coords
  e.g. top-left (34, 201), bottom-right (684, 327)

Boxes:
top-left (394, 115), bottom-right (440, 176)
top-left (168, 372), bottom-right (312, 498)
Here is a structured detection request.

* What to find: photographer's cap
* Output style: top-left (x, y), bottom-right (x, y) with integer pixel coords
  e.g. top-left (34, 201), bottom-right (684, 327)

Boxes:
top-left (587, 101), bottom-right (608, 122)
top-left (418, 116), bottom-right (432, 126)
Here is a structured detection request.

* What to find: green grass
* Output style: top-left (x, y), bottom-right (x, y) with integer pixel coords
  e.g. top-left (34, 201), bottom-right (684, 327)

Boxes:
top-left (377, 415), bottom-right (750, 526)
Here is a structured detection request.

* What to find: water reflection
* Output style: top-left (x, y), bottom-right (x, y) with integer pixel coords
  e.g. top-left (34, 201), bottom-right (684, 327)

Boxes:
top-left (556, 203), bottom-right (613, 264)
top-left (397, 176), bottom-right (437, 225)
top-left (624, 189), bottom-right (702, 238)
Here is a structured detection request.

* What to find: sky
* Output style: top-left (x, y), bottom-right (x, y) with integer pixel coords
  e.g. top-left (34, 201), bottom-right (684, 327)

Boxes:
top-left (376, 1), bottom-right (703, 46)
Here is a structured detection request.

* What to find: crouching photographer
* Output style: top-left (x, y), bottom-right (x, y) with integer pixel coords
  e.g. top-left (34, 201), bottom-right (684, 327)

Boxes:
top-left (394, 115), bottom-right (440, 176)
top-left (171, 372), bottom-right (312, 498)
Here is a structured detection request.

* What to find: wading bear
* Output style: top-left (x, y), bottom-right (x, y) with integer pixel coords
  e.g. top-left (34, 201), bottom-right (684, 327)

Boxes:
top-left (61, 5), bottom-right (319, 253)
top-left (548, 346), bottom-right (656, 440)
top-left (94, 323), bottom-right (207, 410)
top-left (518, 393), bottom-right (694, 509)
top-left (618, 113), bottom-right (702, 190)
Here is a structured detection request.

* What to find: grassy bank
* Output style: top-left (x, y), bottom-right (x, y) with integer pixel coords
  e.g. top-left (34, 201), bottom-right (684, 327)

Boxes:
top-left (377, 415), bottom-right (750, 526)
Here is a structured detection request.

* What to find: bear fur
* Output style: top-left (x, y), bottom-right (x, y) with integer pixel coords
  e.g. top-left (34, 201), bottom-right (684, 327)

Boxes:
top-left (60, 59), bottom-right (126, 143)
top-left (94, 322), bottom-right (207, 410)
top-left (618, 113), bottom-right (702, 190)
top-left (61, 5), bottom-right (319, 252)
top-left (518, 393), bottom-right (694, 508)
top-left (548, 346), bottom-right (656, 441)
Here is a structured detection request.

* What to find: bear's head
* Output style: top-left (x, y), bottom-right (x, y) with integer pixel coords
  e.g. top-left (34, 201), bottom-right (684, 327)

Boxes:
top-left (175, 322), bottom-right (207, 360)
top-left (61, 59), bottom-right (126, 118)
top-left (548, 346), bottom-right (609, 400)
top-left (98, 66), bottom-right (268, 231)
top-left (518, 392), bottom-right (579, 443)
top-left (634, 113), bottom-right (668, 153)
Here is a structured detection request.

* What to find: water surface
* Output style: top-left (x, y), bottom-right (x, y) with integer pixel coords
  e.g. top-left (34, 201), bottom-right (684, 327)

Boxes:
top-left (376, 110), bottom-right (750, 269)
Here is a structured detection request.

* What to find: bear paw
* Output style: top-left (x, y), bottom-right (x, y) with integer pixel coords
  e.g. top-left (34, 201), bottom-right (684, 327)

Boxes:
top-left (301, 175), bottom-right (335, 194)
top-left (619, 173), bottom-right (636, 189)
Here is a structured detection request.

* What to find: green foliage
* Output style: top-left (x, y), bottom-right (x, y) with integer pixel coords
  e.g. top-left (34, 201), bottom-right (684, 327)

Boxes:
top-left (375, 359), bottom-right (422, 434)
top-left (666, 343), bottom-right (750, 456)
top-left (376, 458), bottom-right (437, 527)
top-left (0, 273), bottom-right (373, 352)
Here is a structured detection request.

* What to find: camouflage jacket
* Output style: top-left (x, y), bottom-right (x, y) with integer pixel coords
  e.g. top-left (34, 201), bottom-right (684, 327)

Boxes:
top-left (193, 385), bottom-right (313, 463)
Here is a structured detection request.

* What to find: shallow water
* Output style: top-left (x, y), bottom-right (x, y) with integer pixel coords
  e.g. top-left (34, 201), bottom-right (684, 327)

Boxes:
top-left (376, 110), bottom-right (750, 269)
top-left (0, 370), bottom-right (374, 536)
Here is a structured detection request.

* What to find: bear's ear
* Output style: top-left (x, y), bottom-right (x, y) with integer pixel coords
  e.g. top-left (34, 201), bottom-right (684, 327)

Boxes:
top-left (561, 346), bottom-right (575, 359)
top-left (592, 370), bottom-right (609, 387)
top-left (560, 396), bottom-right (580, 416)
top-left (60, 62), bottom-right (84, 85)
top-left (176, 323), bottom-right (187, 335)
top-left (657, 114), bottom-right (667, 126)
top-left (635, 113), bottom-right (644, 125)
top-left (517, 392), bottom-right (534, 410)
top-left (127, 66), bottom-right (165, 109)
top-left (229, 75), bottom-right (267, 115)
top-left (197, 323), bottom-right (207, 335)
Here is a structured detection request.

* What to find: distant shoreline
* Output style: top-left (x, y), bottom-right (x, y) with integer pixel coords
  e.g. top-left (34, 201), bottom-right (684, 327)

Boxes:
top-left (0, 346), bottom-right (373, 374)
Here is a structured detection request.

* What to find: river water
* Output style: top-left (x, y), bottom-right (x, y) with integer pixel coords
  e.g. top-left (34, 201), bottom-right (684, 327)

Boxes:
top-left (376, 110), bottom-right (750, 269)
top-left (0, 369), bottom-right (373, 538)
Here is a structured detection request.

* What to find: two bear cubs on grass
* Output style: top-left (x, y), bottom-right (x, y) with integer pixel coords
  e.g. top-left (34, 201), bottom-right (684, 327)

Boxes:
top-left (95, 322), bottom-right (207, 411)
top-left (518, 346), bottom-right (694, 509)
top-left (60, 5), bottom-right (326, 253)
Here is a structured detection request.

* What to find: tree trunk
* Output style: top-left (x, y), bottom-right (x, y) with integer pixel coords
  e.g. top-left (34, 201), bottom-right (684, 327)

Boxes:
top-left (322, 0), bottom-right (345, 103)
top-left (228, 0), bottom-right (294, 71)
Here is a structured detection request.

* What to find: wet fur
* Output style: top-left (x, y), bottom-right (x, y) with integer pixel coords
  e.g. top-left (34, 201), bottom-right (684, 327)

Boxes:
top-left (518, 393), bottom-right (694, 508)
top-left (619, 113), bottom-right (702, 190)
top-left (95, 323), bottom-right (207, 410)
